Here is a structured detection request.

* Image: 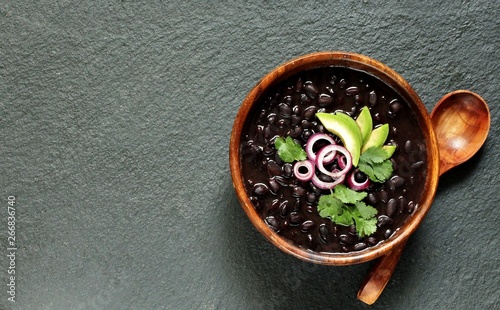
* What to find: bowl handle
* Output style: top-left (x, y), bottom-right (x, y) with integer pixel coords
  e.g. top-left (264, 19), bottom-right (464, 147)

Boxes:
top-left (357, 238), bottom-right (409, 305)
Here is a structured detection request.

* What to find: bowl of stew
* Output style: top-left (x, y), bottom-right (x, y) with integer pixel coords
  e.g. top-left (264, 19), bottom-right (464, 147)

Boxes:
top-left (229, 51), bottom-right (439, 265)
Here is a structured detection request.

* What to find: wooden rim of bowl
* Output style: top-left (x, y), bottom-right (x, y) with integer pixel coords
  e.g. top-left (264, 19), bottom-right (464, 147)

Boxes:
top-left (229, 51), bottom-right (439, 265)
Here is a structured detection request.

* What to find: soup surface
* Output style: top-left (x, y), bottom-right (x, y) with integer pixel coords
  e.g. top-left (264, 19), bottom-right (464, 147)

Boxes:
top-left (240, 66), bottom-right (427, 253)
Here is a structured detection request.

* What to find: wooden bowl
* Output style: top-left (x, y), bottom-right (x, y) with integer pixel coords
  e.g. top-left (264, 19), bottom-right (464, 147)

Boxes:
top-left (229, 51), bottom-right (439, 265)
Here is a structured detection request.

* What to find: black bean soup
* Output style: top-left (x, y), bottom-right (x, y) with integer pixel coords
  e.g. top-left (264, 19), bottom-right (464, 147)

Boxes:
top-left (240, 66), bottom-right (427, 253)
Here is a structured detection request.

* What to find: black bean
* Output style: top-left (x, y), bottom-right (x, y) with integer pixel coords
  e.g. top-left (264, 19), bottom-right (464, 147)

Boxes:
top-left (278, 103), bottom-right (291, 119)
top-left (279, 200), bottom-right (290, 217)
top-left (373, 112), bottom-right (381, 122)
top-left (273, 176), bottom-right (289, 187)
top-left (303, 106), bottom-right (317, 120)
top-left (292, 185), bottom-right (306, 197)
top-left (319, 224), bottom-right (329, 243)
top-left (304, 82), bottom-right (319, 99)
top-left (289, 126), bottom-right (302, 138)
top-left (306, 234), bottom-right (315, 248)
top-left (265, 216), bottom-right (279, 231)
top-left (268, 199), bottom-right (280, 213)
top-left (289, 212), bottom-right (302, 225)
top-left (253, 183), bottom-right (269, 196)
top-left (305, 192), bottom-right (317, 205)
top-left (282, 220), bottom-right (289, 230)
top-left (268, 178), bottom-right (280, 194)
top-left (263, 145), bottom-right (274, 157)
top-left (379, 189), bottom-right (388, 203)
top-left (283, 163), bottom-right (293, 178)
top-left (300, 93), bottom-right (311, 104)
top-left (284, 95), bottom-right (293, 105)
top-left (399, 196), bottom-right (406, 212)
top-left (301, 220), bottom-right (315, 232)
top-left (291, 115), bottom-right (301, 126)
top-left (267, 113), bottom-right (277, 124)
top-left (339, 234), bottom-right (354, 245)
top-left (263, 125), bottom-right (272, 139)
top-left (377, 215), bottom-right (393, 227)
top-left (387, 198), bottom-right (397, 217)
top-left (301, 120), bottom-right (314, 129)
top-left (404, 140), bottom-right (413, 153)
top-left (318, 94), bottom-right (334, 107)
top-left (249, 196), bottom-right (261, 210)
top-left (367, 237), bottom-right (378, 245)
top-left (338, 78), bottom-right (347, 88)
top-left (390, 99), bottom-right (402, 114)
top-left (325, 86), bottom-right (335, 94)
top-left (346, 86), bottom-right (359, 96)
top-left (367, 192), bottom-right (378, 205)
top-left (389, 175), bottom-right (405, 190)
top-left (412, 161), bottom-right (424, 169)
top-left (384, 229), bottom-right (393, 239)
top-left (316, 123), bottom-right (325, 133)
top-left (354, 242), bottom-right (367, 251)
top-left (309, 183), bottom-right (321, 195)
top-left (292, 105), bottom-right (302, 115)
top-left (280, 118), bottom-right (290, 128)
top-left (407, 201), bottom-right (415, 213)
top-left (301, 129), bottom-right (313, 141)
top-left (348, 225), bottom-right (357, 235)
top-left (369, 90), bottom-right (377, 106)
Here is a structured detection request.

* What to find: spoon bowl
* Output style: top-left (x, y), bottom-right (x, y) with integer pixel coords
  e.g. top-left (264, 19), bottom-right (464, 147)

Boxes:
top-left (431, 90), bottom-right (490, 175)
top-left (357, 90), bottom-right (491, 304)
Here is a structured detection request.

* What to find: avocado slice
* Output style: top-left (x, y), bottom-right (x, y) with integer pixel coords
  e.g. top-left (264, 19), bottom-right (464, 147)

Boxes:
top-left (382, 144), bottom-right (397, 157)
top-left (316, 112), bottom-right (362, 166)
top-left (361, 123), bottom-right (389, 153)
top-left (356, 107), bottom-right (373, 145)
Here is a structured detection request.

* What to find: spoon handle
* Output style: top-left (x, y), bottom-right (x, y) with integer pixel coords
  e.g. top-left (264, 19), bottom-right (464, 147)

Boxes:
top-left (357, 239), bottom-right (409, 305)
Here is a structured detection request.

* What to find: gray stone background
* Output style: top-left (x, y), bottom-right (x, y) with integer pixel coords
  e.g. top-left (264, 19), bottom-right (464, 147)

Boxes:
top-left (1, 1), bottom-right (499, 309)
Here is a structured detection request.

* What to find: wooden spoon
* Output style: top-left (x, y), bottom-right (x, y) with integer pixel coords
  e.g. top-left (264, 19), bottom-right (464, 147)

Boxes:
top-left (357, 90), bottom-right (491, 305)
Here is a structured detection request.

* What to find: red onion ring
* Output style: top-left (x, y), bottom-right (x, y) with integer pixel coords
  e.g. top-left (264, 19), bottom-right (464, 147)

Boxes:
top-left (312, 173), bottom-right (346, 190)
top-left (293, 160), bottom-right (315, 182)
top-left (346, 169), bottom-right (371, 191)
top-left (336, 153), bottom-right (347, 170)
top-left (305, 133), bottom-right (336, 163)
top-left (316, 144), bottom-right (352, 179)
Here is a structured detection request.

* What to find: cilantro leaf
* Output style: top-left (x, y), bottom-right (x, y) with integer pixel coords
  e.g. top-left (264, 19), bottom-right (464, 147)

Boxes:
top-left (360, 146), bottom-right (390, 163)
top-left (274, 136), bottom-right (307, 163)
top-left (333, 184), bottom-right (367, 204)
top-left (317, 194), bottom-right (343, 218)
top-left (358, 146), bottom-right (394, 183)
top-left (316, 187), bottom-right (378, 238)
top-left (373, 160), bottom-right (394, 182)
top-left (353, 216), bottom-right (378, 237)
top-left (355, 201), bottom-right (378, 220)
top-left (335, 207), bottom-right (355, 226)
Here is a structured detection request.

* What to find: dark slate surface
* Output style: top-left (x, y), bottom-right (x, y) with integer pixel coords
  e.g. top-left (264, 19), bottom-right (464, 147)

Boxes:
top-left (1, 1), bottom-right (499, 309)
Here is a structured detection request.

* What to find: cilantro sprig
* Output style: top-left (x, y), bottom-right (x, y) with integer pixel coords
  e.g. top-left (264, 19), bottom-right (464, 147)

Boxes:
top-left (358, 146), bottom-right (394, 183)
top-left (317, 184), bottom-right (378, 237)
top-left (274, 136), bottom-right (307, 163)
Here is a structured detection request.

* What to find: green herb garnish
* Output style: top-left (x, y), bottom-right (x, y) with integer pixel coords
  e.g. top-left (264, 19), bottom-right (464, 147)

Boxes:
top-left (358, 146), bottom-right (394, 183)
top-left (274, 136), bottom-right (307, 163)
top-left (317, 184), bottom-right (378, 237)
